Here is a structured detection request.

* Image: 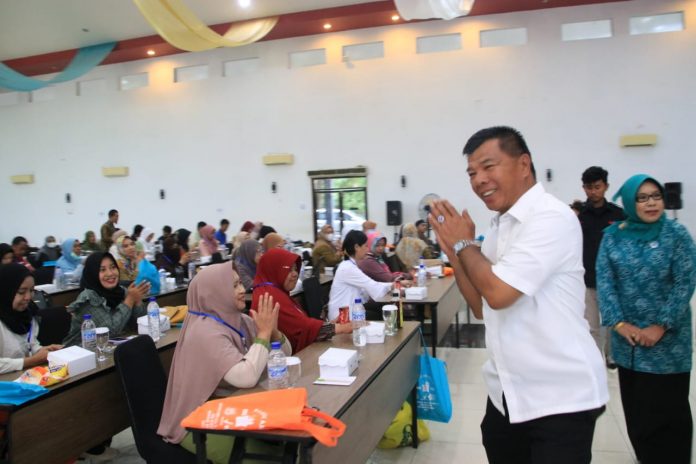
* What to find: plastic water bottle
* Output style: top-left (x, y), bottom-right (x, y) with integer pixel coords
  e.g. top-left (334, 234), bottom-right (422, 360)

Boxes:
top-left (187, 261), bottom-right (196, 281)
top-left (147, 297), bottom-right (161, 342)
top-left (54, 267), bottom-right (64, 290)
top-left (352, 298), bottom-right (366, 323)
top-left (267, 341), bottom-right (289, 389)
top-left (158, 269), bottom-right (167, 293)
top-left (417, 258), bottom-right (427, 287)
top-left (81, 314), bottom-right (97, 352)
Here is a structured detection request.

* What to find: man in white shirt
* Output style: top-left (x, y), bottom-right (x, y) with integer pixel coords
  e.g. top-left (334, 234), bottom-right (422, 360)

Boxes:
top-left (430, 126), bottom-right (608, 464)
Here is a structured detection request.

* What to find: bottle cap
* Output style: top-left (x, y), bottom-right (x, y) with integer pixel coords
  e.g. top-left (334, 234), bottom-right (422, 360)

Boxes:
top-left (271, 341), bottom-right (281, 350)
top-left (83, 314), bottom-right (91, 320)
top-left (149, 297), bottom-right (156, 302)
top-left (354, 298), bottom-right (362, 303)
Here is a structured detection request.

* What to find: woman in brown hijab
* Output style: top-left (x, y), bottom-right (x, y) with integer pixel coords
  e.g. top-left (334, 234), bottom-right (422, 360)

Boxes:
top-left (261, 232), bottom-right (285, 252)
top-left (157, 262), bottom-right (290, 463)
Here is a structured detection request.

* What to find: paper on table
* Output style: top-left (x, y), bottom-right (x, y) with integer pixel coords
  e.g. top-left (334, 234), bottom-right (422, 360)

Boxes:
top-left (313, 376), bottom-right (356, 386)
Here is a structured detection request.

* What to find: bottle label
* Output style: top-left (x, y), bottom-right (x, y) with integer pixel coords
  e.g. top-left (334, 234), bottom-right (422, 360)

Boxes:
top-left (268, 365), bottom-right (288, 379)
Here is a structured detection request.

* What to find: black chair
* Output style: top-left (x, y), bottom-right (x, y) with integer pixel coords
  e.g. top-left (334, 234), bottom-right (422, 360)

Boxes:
top-left (113, 336), bottom-right (196, 464)
top-left (301, 277), bottom-right (325, 320)
top-left (37, 306), bottom-right (71, 346)
top-left (385, 254), bottom-right (405, 273)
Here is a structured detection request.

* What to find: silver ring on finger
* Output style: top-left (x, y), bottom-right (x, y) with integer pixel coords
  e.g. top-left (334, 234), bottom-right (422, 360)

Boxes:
top-left (437, 215), bottom-right (445, 224)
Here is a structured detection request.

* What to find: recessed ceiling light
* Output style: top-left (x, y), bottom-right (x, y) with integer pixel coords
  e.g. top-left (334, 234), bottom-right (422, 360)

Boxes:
top-left (146, 49), bottom-right (156, 56)
top-left (391, 15), bottom-right (400, 21)
top-left (323, 23), bottom-right (332, 30)
top-left (238, 0), bottom-right (251, 8)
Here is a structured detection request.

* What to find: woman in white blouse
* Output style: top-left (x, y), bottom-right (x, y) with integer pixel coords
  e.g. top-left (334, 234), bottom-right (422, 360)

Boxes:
top-left (0, 264), bottom-right (62, 374)
top-left (328, 230), bottom-right (394, 321)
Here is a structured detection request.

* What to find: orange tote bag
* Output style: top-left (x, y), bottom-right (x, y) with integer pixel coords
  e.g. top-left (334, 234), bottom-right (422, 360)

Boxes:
top-left (181, 388), bottom-right (346, 447)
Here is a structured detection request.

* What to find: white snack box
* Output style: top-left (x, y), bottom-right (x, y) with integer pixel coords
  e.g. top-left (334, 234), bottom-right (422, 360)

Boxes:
top-left (405, 286), bottom-right (428, 300)
top-left (318, 348), bottom-right (358, 378)
top-left (137, 314), bottom-right (171, 335)
top-left (365, 322), bottom-right (385, 344)
top-left (47, 346), bottom-right (96, 377)
top-left (426, 265), bottom-right (443, 277)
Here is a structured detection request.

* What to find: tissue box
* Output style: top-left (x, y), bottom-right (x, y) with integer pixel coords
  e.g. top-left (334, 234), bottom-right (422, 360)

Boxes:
top-left (426, 265), bottom-right (443, 277)
top-left (405, 287), bottom-right (428, 300)
top-left (318, 348), bottom-right (358, 378)
top-left (365, 322), bottom-right (385, 344)
top-left (137, 314), bottom-right (171, 335)
top-left (47, 346), bottom-right (96, 377)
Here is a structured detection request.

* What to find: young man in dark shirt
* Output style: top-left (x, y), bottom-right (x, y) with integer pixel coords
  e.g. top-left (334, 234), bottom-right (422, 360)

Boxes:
top-left (578, 166), bottom-right (625, 369)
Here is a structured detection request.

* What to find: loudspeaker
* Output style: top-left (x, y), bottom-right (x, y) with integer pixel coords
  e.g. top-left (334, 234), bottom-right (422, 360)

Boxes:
top-left (664, 182), bottom-right (682, 210)
top-left (386, 201), bottom-right (402, 226)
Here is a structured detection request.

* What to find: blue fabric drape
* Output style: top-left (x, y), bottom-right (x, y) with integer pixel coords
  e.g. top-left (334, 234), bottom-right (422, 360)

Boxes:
top-left (0, 42), bottom-right (116, 92)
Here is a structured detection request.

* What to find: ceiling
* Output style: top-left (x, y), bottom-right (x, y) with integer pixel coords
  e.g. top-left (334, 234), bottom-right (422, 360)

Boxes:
top-left (0, 0), bottom-right (630, 77)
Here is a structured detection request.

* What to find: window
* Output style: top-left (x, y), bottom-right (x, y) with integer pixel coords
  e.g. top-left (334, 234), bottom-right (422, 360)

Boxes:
top-left (308, 169), bottom-right (368, 241)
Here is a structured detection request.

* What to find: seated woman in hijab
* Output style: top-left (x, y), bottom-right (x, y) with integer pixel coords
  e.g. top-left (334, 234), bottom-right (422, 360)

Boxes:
top-left (138, 228), bottom-right (156, 260)
top-left (114, 235), bottom-right (139, 284)
top-left (358, 232), bottom-right (412, 283)
top-left (63, 252), bottom-right (149, 347)
top-left (155, 236), bottom-right (190, 276)
top-left (0, 243), bottom-right (14, 265)
top-left (262, 232), bottom-right (285, 252)
top-left (312, 224), bottom-right (344, 275)
top-left (108, 229), bottom-right (128, 258)
top-left (82, 230), bottom-right (102, 253)
top-left (38, 236), bottom-right (61, 264)
top-left (395, 223), bottom-right (432, 269)
top-left (0, 264), bottom-right (63, 374)
top-left (198, 225), bottom-right (219, 258)
top-left (235, 239), bottom-right (262, 291)
top-left (253, 248), bottom-right (352, 354)
top-left (56, 238), bottom-right (84, 282)
top-left (158, 263), bottom-right (290, 463)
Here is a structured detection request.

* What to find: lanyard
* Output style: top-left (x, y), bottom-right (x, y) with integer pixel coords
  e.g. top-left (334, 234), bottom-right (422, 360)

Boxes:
top-left (251, 282), bottom-right (276, 291)
top-left (188, 310), bottom-right (248, 352)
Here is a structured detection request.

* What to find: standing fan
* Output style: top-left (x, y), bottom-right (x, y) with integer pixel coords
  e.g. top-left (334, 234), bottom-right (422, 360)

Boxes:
top-left (418, 193), bottom-right (441, 222)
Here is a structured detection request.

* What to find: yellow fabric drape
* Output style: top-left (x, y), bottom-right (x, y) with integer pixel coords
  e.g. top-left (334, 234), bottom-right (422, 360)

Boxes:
top-left (133, 0), bottom-right (278, 51)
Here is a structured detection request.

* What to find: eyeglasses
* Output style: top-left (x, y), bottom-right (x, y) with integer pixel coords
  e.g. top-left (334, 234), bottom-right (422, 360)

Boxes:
top-left (635, 192), bottom-right (663, 203)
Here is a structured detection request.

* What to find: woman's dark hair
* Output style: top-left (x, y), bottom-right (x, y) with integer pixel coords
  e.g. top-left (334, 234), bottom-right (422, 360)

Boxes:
top-left (259, 225), bottom-right (276, 239)
top-left (342, 230), bottom-right (368, 259)
top-left (132, 224), bottom-right (144, 238)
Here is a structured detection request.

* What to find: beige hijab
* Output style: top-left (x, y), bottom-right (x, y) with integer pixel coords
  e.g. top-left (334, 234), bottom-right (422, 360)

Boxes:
top-left (157, 262), bottom-right (257, 444)
top-left (396, 223), bottom-right (427, 269)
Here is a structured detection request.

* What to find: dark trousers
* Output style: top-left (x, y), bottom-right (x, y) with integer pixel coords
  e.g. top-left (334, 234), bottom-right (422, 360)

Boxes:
top-left (481, 396), bottom-right (604, 464)
top-left (618, 367), bottom-right (692, 464)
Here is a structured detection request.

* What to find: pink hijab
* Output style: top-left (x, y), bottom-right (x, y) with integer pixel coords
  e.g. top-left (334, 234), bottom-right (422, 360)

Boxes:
top-left (198, 224), bottom-right (218, 256)
top-left (157, 262), bottom-right (256, 443)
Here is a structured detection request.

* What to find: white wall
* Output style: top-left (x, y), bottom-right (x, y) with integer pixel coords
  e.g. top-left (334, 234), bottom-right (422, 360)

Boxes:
top-left (1, 0), bottom-right (694, 245)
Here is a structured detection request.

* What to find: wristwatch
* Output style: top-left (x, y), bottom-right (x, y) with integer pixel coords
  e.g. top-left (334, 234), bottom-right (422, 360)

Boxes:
top-left (453, 239), bottom-right (480, 256)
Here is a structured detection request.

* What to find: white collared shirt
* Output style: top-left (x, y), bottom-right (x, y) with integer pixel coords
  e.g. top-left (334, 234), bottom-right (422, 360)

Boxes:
top-left (480, 182), bottom-right (608, 423)
top-left (328, 258), bottom-right (392, 321)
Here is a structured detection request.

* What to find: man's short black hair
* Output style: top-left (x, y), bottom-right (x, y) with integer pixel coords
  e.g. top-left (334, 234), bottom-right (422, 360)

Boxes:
top-left (11, 236), bottom-right (27, 246)
top-left (220, 219), bottom-right (230, 226)
top-left (163, 225), bottom-right (172, 234)
top-left (415, 219), bottom-right (426, 227)
top-left (581, 166), bottom-right (608, 185)
top-left (463, 126), bottom-right (536, 179)
top-left (108, 209), bottom-right (118, 217)
top-left (197, 221), bottom-right (207, 230)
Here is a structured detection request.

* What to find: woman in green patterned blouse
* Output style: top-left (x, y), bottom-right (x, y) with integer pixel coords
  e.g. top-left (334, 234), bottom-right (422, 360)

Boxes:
top-left (597, 174), bottom-right (696, 464)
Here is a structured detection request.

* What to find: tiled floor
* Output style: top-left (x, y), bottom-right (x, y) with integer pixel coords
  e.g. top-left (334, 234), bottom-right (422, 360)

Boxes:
top-left (106, 317), bottom-right (695, 464)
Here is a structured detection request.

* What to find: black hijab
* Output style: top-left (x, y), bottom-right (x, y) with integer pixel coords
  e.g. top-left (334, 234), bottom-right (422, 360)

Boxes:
top-left (80, 252), bottom-right (125, 311)
top-left (0, 264), bottom-right (37, 335)
top-left (176, 229), bottom-right (191, 252)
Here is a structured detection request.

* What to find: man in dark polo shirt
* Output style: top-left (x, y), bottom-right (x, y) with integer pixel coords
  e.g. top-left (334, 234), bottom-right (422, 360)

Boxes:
top-left (578, 166), bottom-right (625, 369)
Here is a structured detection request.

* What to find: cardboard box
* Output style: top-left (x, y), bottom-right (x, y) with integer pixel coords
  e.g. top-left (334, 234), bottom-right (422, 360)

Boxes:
top-left (137, 314), bottom-right (171, 335)
top-left (365, 322), bottom-right (385, 344)
top-left (318, 348), bottom-right (358, 378)
top-left (405, 287), bottom-right (428, 300)
top-left (47, 346), bottom-right (96, 377)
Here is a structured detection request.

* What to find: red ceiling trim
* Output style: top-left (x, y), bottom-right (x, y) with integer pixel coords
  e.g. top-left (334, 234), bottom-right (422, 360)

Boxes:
top-left (2, 0), bottom-right (630, 78)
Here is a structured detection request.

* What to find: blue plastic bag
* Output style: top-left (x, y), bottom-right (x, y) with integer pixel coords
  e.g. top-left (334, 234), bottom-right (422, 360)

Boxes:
top-left (0, 381), bottom-right (48, 405)
top-left (135, 259), bottom-right (160, 294)
top-left (416, 329), bottom-right (452, 423)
